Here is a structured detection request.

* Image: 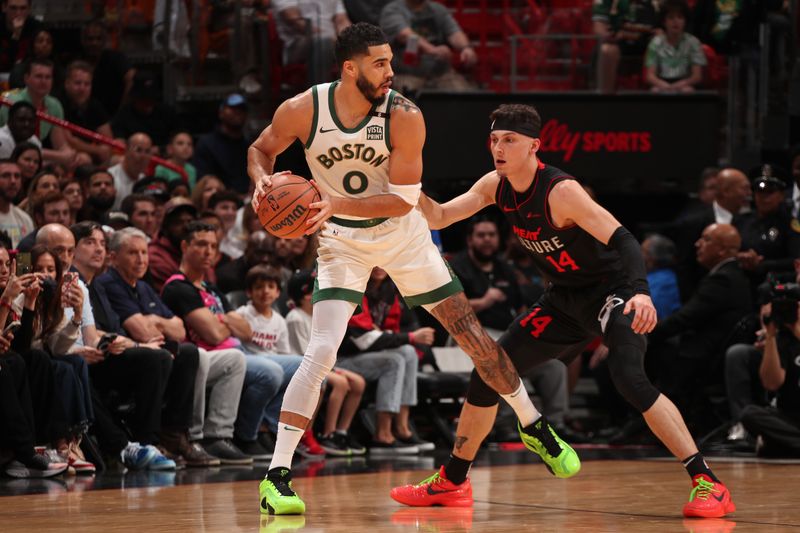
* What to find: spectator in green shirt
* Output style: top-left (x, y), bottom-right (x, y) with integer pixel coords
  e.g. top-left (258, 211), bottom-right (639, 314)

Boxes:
top-left (645, 0), bottom-right (706, 93)
top-left (154, 131), bottom-right (196, 191)
top-left (0, 59), bottom-right (89, 169)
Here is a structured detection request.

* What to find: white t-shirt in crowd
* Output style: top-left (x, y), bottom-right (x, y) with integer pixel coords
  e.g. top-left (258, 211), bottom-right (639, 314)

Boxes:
top-left (237, 302), bottom-right (291, 354)
top-left (108, 163), bottom-right (143, 210)
top-left (272, 0), bottom-right (346, 59)
top-left (0, 204), bottom-right (34, 247)
top-left (285, 307), bottom-right (312, 355)
top-left (0, 125), bottom-right (41, 158)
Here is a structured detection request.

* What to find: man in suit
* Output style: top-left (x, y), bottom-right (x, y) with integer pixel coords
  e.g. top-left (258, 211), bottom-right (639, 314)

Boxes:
top-left (650, 223), bottom-right (753, 430)
top-left (673, 168), bottom-right (751, 298)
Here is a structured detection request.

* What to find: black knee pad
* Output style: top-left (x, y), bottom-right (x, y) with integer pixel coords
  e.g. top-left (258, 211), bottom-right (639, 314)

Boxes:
top-left (605, 322), bottom-right (660, 413)
top-left (465, 368), bottom-right (501, 408)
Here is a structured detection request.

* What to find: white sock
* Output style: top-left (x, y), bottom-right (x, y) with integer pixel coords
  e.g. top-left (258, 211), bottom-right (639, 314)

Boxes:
top-left (268, 423), bottom-right (304, 471)
top-left (499, 379), bottom-right (541, 427)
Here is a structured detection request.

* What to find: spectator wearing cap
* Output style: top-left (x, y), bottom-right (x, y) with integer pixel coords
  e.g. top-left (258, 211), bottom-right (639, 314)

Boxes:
top-left (61, 60), bottom-right (114, 165)
top-left (148, 197), bottom-right (197, 292)
top-left (76, 166), bottom-right (116, 222)
top-left (121, 193), bottom-right (158, 240)
top-left (209, 190), bottom-right (244, 260)
top-left (0, 59), bottom-right (88, 168)
top-left (17, 190), bottom-right (71, 251)
top-left (0, 101), bottom-right (40, 159)
top-left (111, 72), bottom-right (177, 147)
top-left (78, 19), bottom-right (135, 116)
top-left (108, 132), bottom-right (153, 210)
top-left (131, 175), bottom-right (170, 232)
top-left (155, 131), bottom-right (197, 191)
top-left (0, 0), bottom-right (44, 72)
top-left (734, 165), bottom-right (800, 283)
top-left (192, 94), bottom-right (250, 194)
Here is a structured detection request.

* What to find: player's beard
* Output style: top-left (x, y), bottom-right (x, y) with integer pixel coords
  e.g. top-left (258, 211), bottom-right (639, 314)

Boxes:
top-left (356, 73), bottom-right (387, 106)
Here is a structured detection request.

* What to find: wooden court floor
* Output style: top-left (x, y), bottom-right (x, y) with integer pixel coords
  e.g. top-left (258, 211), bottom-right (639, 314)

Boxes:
top-left (1, 460), bottom-right (798, 532)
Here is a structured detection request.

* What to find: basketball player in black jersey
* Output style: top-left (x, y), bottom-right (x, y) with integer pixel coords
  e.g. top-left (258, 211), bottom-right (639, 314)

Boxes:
top-left (390, 104), bottom-right (735, 518)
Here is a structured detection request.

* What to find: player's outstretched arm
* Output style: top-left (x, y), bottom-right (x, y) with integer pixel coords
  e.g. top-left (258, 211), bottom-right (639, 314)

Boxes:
top-left (248, 91), bottom-right (312, 206)
top-left (420, 172), bottom-right (499, 230)
top-left (549, 180), bottom-right (656, 333)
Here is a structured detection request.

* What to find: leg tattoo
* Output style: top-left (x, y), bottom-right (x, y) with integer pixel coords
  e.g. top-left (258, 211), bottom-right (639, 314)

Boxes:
top-left (431, 293), bottom-right (520, 394)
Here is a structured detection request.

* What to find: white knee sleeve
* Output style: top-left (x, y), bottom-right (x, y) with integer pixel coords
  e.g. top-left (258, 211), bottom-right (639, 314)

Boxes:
top-left (280, 300), bottom-right (357, 418)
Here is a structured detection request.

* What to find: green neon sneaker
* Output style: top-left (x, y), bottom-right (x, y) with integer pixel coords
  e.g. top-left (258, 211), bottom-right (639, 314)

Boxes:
top-left (518, 418), bottom-right (581, 479)
top-left (259, 468), bottom-right (306, 515)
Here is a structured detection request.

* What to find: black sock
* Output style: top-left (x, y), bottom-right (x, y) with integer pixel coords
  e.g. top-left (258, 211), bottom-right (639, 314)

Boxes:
top-left (444, 454), bottom-right (472, 485)
top-left (682, 452), bottom-right (719, 483)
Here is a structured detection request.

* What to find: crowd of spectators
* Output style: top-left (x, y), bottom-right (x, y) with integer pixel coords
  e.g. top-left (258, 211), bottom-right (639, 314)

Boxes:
top-left (593, 0), bottom-right (791, 93)
top-left (0, 0), bottom-right (798, 483)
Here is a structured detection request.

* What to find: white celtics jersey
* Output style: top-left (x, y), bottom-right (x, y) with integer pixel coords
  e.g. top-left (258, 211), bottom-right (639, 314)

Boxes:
top-left (304, 80), bottom-right (395, 219)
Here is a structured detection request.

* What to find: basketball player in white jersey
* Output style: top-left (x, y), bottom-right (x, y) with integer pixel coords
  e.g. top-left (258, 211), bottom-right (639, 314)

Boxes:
top-left (248, 23), bottom-right (579, 515)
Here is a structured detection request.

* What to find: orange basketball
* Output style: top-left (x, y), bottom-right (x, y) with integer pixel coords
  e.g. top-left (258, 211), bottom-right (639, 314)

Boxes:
top-left (257, 174), bottom-right (321, 239)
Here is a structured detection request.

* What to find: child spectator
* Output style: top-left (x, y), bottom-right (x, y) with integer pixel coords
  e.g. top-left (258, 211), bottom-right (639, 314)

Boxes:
top-left (645, 0), bottom-right (706, 93)
top-left (285, 269), bottom-right (367, 456)
top-left (236, 265), bottom-right (292, 355)
top-left (234, 265), bottom-right (318, 457)
top-left (155, 131), bottom-right (197, 191)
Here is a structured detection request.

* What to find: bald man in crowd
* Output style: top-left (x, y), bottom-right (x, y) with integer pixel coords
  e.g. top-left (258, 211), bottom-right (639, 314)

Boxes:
top-left (109, 133), bottom-right (153, 210)
top-left (649, 223), bottom-right (753, 430)
top-left (673, 167), bottom-right (752, 298)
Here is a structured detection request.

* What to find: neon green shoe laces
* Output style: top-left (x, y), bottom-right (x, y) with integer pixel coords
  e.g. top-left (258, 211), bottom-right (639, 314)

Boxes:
top-left (688, 478), bottom-right (719, 502)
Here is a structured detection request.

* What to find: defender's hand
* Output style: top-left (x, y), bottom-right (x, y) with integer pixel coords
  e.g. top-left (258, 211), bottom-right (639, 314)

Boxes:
top-left (624, 294), bottom-right (657, 334)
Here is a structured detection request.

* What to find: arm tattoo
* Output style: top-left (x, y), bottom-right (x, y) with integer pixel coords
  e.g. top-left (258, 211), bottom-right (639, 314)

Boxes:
top-left (430, 292), bottom-right (519, 394)
top-left (454, 436), bottom-right (468, 452)
top-left (391, 95), bottom-right (418, 113)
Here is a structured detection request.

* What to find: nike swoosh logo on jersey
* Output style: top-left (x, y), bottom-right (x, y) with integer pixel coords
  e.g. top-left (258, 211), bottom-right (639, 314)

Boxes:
top-left (319, 127), bottom-right (337, 133)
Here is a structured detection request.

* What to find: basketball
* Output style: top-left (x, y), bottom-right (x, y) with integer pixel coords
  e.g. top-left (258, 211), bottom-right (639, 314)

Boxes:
top-left (256, 173), bottom-right (321, 239)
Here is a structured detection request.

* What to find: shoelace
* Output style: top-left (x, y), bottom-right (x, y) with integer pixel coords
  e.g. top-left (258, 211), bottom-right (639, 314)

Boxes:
top-left (689, 478), bottom-right (719, 502)
top-left (416, 471), bottom-right (443, 488)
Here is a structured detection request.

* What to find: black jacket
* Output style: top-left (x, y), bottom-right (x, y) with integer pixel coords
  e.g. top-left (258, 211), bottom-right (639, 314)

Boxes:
top-left (650, 258), bottom-right (752, 360)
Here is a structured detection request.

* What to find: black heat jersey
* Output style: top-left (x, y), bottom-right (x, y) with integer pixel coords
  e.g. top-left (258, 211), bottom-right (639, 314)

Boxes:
top-left (496, 161), bottom-right (624, 288)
